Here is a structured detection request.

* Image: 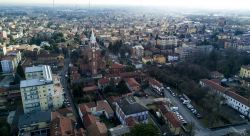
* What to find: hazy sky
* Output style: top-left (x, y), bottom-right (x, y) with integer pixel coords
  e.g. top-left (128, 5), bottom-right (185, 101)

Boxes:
top-left (1, 0), bottom-right (250, 10)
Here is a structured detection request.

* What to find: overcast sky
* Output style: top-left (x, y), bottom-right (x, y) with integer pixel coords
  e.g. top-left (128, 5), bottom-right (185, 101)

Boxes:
top-left (1, 0), bottom-right (250, 10)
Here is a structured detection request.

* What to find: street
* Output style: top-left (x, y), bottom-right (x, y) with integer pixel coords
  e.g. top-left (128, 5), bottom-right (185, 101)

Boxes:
top-left (58, 58), bottom-right (84, 128)
top-left (164, 88), bottom-right (250, 136)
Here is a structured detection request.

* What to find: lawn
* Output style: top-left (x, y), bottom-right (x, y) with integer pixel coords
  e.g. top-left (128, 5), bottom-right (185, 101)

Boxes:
top-left (146, 103), bottom-right (158, 111)
top-left (200, 104), bottom-right (246, 128)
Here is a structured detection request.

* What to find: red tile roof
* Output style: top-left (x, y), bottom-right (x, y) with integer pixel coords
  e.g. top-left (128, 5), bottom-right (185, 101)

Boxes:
top-left (83, 114), bottom-right (97, 128)
top-left (96, 100), bottom-right (114, 115)
top-left (79, 104), bottom-right (92, 114)
top-left (111, 63), bottom-right (124, 69)
top-left (149, 78), bottom-right (163, 87)
top-left (201, 79), bottom-right (250, 107)
top-left (165, 112), bottom-right (181, 128)
top-left (83, 85), bottom-right (98, 93)
top-left (125, 116), bottom-right (139, 127)
top-left (200, 79), bottom-right (226, 93)
top-left (225, 90), bottom-right (250, 107)
top-left (98, 78), bottom-right (109, 85)
top-left (125, 78), bottom-right (140, 87)
top-left (95, 122), bottom-right (108, 134)
top-left (0, 88), bottom-right (7, 94)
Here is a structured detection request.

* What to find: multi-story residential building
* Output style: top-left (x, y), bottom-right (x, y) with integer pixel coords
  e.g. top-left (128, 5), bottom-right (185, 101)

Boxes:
top-left (1, 56), bottom-right (16, 73)
top-left (20, 65), bottom-right (63, 113)
top-left (175, 44), bottom-right (213, 61)
top-left (156, 35), bottom-right (177, 49)
top-left (200, 79), bottom-right (250, 118)
top-left (25, 65), bottom-right (53, 80)
top-left (0, 50), bottom-right (21, 73)
top-left (239, 65), bottom-right (250, 79)
top-left (18, 110), bottom-right (51, 136)
top-left (131, 45), bottom-right (144, 59)
top-left (115, 96), bottom-right (148, 125)
top-left (0, 30), bottom-right (7, 39)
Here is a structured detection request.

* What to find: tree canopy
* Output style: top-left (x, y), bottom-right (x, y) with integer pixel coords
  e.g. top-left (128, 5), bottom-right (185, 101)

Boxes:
top-left (16, 64), bottom-right (25, 79)
top-left (129, 123), bottom-right (160, 136)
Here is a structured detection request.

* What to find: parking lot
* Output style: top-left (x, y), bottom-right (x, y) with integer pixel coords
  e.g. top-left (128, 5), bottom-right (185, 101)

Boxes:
top-left (163, 87), bottom-right (210, 135)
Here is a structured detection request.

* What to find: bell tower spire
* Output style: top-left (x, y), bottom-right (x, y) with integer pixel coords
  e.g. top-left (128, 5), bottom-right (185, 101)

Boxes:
top-left (90, 28), bottom-right (96, 44)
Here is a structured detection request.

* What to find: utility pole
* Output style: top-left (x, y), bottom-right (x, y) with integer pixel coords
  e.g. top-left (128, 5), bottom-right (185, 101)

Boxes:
top-left (53, 0), bottom-right (55, 9)
top-left (89, 0), bottom-right (90, 9)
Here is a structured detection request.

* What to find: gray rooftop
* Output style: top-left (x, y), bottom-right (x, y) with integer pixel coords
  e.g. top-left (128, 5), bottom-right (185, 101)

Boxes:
top-left (25, 66), bottom-right (43, 73)
top-left (18, 110), bottom-right (51, 128)
top-left (116, 96), bottom-right (147, 115)
top-left (20, 79), bottom-right (53, 88)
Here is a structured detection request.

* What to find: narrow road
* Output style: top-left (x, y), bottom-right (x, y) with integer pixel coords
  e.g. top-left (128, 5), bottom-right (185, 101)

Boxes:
top-left (164, 89), bottom-right (210, 136)
top-left (59, 58), bottom-right (84, 128)
top-left (164, 88), bottom-right (250, 136)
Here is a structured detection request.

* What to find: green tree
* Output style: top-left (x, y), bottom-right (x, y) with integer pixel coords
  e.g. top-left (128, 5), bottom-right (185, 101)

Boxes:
top-left (16, 64), bottom-right (25, 79)
top-left (129, 123), bottom-right (160, 136)
top-left (72, 83), bottom-right (83, 98)
top-left (0, 118), bottom-right (10, 136)
top-left (117, 79), bottom-right (129, 94)
top-left (125, 65), bottom-right (136, 72)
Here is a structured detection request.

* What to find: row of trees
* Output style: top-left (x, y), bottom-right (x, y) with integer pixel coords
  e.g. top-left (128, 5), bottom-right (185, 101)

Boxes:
top-left (193, 48), bottom-right (250, 77)
top-left (107, 40), bottom-right (131, 58)
top-left (30, 32), bottom-right (65, 51)
top-left (127, 123), bottom-right (160, 136)
top-left (147, 63), bottom-right (209, 103)
top-left (104, 79), bottom-right (130, 96)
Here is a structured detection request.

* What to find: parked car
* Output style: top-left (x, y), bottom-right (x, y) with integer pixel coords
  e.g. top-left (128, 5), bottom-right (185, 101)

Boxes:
top-left (186, 104), bottom-right (193, 109)
top-left (196, 113), bottom-right (202, 119)
top-left (170, 107), bottom-right (179, 112)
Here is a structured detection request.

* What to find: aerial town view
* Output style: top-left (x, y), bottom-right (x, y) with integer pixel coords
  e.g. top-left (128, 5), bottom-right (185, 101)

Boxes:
top-left (0, 0), bottom-right (250, 136)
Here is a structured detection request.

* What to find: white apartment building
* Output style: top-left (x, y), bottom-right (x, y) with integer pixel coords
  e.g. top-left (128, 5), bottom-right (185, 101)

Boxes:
top-left (131, 45), bottom-right (144, 59)
top-left (21, 65), bottom-right (64, 113)
top-left (200, 79), bottom-right (250, 118)
top-left (175, 44), bottom-right (213, 61)
top-left (157, 36), bottom-right (177, 49)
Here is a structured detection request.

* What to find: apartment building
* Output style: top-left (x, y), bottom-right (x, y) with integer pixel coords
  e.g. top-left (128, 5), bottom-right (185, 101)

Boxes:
top-left (0, 50), bottom-right (21, 73)
top-left (115, 96), bottom-right (148, 125)
top-left (131, 45), bottom-right (144, 59)
top-left (157, 35), bottom-right (177, 49)
top-left (239, 65), bottom-right (250, 79)
top-left (175, 44), bottom-right (213, 61)
top-left (200, 79), bottom-right (250, 118)
top-left (20, 65), bottom-right (64, 113)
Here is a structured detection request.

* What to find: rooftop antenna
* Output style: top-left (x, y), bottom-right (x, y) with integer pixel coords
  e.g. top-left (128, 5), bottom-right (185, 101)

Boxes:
top-left (89, 0), bottom-right (90, 9)
top-left (53, 0), bottom-right (55, 10)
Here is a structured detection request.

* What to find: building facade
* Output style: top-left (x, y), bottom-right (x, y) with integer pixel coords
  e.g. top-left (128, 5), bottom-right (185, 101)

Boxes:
top-left (20, 65), bottom-right (63, 113)
top-left (115, 97), bottom-right (148, 125)
top-left (131, 45), bottom-right (144, 59)
top-left (0, 50), bottom-right (21, 73)
top-left (240, 65), bottom-right (250, 79)
top-left (157, 36), bottom-right (177, 49)
top-left (200, 79), bottom-right (250, 118)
